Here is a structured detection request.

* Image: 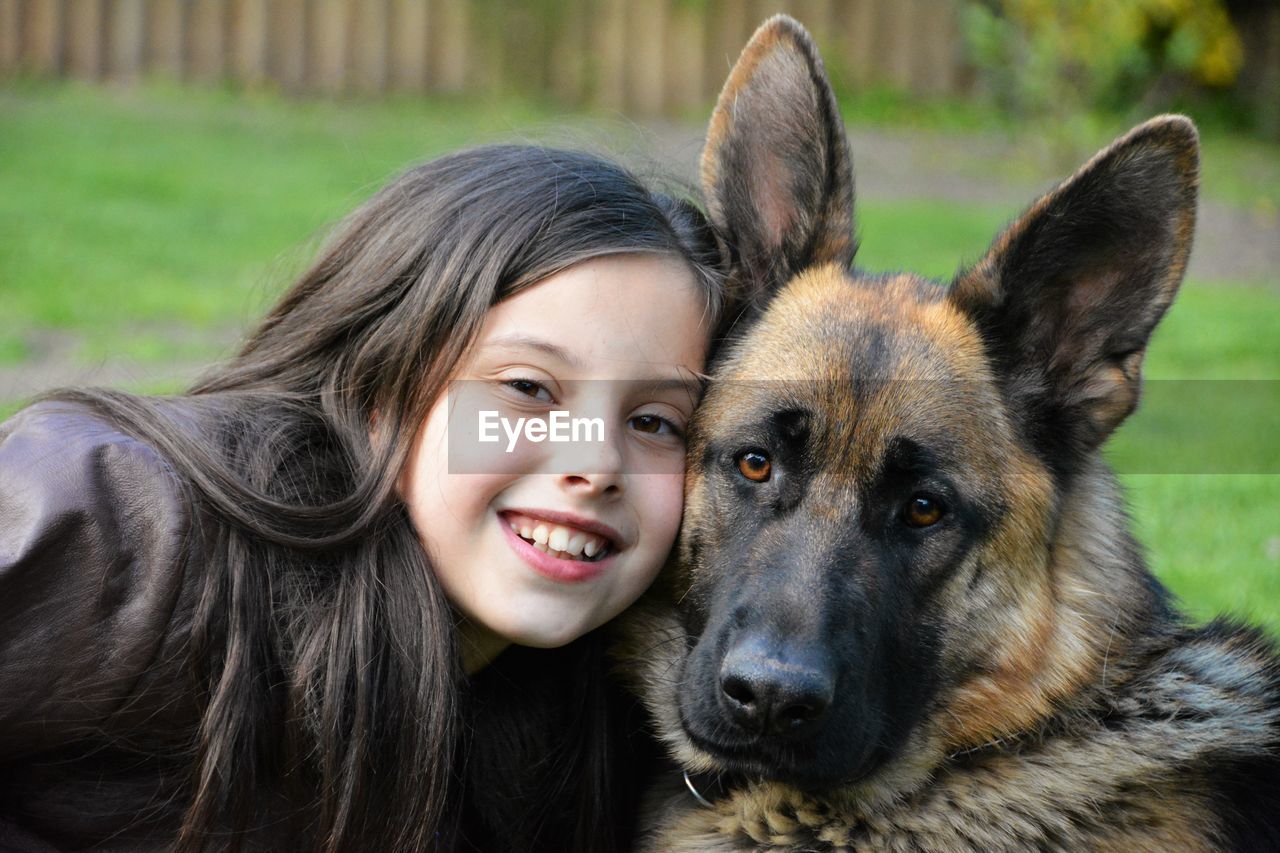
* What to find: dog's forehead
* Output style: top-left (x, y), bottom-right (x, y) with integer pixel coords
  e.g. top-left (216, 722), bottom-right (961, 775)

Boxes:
top-left (724, 265), bottom-right (990, 387)
top-left (698, 265), bottom-right (1008, 477)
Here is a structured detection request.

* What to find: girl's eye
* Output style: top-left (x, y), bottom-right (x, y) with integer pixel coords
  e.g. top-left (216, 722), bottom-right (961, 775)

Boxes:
top-left (506, 379), bottom-right (553, 402)
top-left (736, 451), bottom-right (771, 483)
top-left (629, 413), bottom-right (683, 439)
top-left (903, 494), bottom-right (946, 528)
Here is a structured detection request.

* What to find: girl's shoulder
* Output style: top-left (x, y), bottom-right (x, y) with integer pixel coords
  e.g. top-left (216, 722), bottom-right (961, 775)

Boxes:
top-left (0, 397), bottom-right (201, 597)
top-left (0, 398), bottom-right (207, 804)
top-left (0, 398), bottom-right (189, 516)
top-left (0, 398), bottom-right (203, 620)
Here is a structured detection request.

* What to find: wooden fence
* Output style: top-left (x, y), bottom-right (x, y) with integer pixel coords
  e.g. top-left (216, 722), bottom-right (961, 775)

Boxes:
top-left (0, 0), bottom-right (969, 114)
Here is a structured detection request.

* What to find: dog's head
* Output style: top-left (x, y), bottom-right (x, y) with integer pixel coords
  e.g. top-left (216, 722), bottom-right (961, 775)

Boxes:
top-left (630, 15), bottom-right (1198, 796)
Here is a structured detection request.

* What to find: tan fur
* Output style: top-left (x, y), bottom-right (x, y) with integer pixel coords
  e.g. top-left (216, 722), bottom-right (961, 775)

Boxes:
top-left (616, 16), bottom-right (1274, 852)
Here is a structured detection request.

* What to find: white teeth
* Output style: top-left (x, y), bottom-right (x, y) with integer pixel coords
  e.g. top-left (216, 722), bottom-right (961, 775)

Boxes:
top-left (507, 514), bottom-right (611, 561)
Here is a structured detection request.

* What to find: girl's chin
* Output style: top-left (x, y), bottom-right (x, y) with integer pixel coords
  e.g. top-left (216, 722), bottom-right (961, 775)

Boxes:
top-left (457, 613), bottom-right (594, 672)
top-left (504, 621), bottom-right (595, 650)
top-left (488, 605), bottom-right (604, 651)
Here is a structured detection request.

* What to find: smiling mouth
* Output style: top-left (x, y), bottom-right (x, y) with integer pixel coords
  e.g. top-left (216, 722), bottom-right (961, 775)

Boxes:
top-left (501, 511), bottom-right (615, 563)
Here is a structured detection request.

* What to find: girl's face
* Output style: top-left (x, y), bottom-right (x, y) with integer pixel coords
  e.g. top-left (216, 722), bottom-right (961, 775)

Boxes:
top-left (399, 254), bottom-right (709, 670)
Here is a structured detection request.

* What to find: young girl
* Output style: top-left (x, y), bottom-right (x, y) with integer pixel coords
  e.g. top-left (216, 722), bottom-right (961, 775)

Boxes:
top-left (0, 145), bottom-right (724, 851)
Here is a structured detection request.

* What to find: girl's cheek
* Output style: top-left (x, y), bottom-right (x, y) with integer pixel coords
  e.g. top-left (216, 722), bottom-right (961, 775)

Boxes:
top-left (645, 472), bottom-right (688, 550)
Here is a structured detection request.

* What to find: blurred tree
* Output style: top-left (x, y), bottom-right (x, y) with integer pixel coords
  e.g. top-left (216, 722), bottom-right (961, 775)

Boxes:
top-left (963, 0), bottom-right (1244, 152)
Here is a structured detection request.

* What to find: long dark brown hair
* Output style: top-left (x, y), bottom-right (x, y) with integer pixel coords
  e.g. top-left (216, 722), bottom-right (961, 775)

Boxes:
top-left (48, 145), bottom-right (724, 851)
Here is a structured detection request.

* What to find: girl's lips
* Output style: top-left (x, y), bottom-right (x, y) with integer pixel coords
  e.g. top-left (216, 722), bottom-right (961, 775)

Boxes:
top-left (500, 507), bottom-right (624, 550)
top-left (498, 513), bottom-right (615, 583)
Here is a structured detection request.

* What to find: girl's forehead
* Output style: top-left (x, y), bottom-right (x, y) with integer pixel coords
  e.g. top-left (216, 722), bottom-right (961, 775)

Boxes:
top-left (477, 255), bottom-right (709, 380)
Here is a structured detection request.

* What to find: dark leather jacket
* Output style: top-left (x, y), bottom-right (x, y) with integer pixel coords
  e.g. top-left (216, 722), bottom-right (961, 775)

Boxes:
top-left (0, 401), bottom-right (203, 851)
top-left (0, 402), bottom-right (652, 852)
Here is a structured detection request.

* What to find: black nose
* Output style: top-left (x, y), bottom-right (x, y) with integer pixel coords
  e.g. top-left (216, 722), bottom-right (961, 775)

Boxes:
top-left (718, 644), bottom-right (835, 737)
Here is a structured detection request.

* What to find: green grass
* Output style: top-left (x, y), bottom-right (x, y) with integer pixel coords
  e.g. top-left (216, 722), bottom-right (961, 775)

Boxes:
top-left (0, 80), bottom-right (551, 366)
top-left (856, 199), bottom-right (1011, 278)
top-left (832, 88), bottom-right (1280, 213)
top-left (2, 80), bottom-right (1277, 633)
top-left (1200, 133), bottom-right (1280, 212)
top-left (1118, 279), bottom-right (1280, 633)
top-left (1128, 476), bottom-right (1280, 632)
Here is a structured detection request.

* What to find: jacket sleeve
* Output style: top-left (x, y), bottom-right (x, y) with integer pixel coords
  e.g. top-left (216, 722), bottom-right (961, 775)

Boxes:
top-left (0, 402), bottom-right (195, 761)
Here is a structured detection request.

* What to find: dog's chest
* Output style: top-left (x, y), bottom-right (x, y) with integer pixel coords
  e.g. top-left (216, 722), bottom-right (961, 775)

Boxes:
top-left (636, 744), bottom-right (1219, 853)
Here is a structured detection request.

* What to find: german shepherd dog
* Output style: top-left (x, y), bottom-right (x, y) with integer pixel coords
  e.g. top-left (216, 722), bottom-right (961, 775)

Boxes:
top-left (615, 15), bottom-right (1280, 852)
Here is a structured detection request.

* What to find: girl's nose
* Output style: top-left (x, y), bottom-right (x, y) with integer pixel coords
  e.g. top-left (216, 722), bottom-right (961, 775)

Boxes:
top-left (557, 431), bottom-right (624, 497)
top-left (559, 470), bottom-right (622, 497)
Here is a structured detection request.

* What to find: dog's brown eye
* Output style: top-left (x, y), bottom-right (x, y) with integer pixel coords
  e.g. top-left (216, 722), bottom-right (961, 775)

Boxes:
top-left (903, 495), bottom-right (944, 528)
top-left (737, 451), bottom-right (772, 483)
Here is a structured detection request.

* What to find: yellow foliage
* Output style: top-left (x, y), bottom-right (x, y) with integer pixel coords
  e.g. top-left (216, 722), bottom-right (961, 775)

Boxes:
top-left (998, 0), bottom-right (1243, 88)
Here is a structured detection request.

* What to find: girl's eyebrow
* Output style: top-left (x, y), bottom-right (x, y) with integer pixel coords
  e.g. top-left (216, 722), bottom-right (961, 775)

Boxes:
top-left (635, 376), bottom-right (707, 400)
top-left (482, 333), bottom-right (704, 391)
top-left (482, 334), bottom-right (584, 369)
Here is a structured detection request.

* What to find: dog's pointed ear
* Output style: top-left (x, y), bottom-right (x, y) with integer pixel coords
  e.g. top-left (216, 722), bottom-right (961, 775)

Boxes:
top-left (701, 14), bottom-right (856, 313)
top-left (951, 115), bottom-right (1199, 473)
